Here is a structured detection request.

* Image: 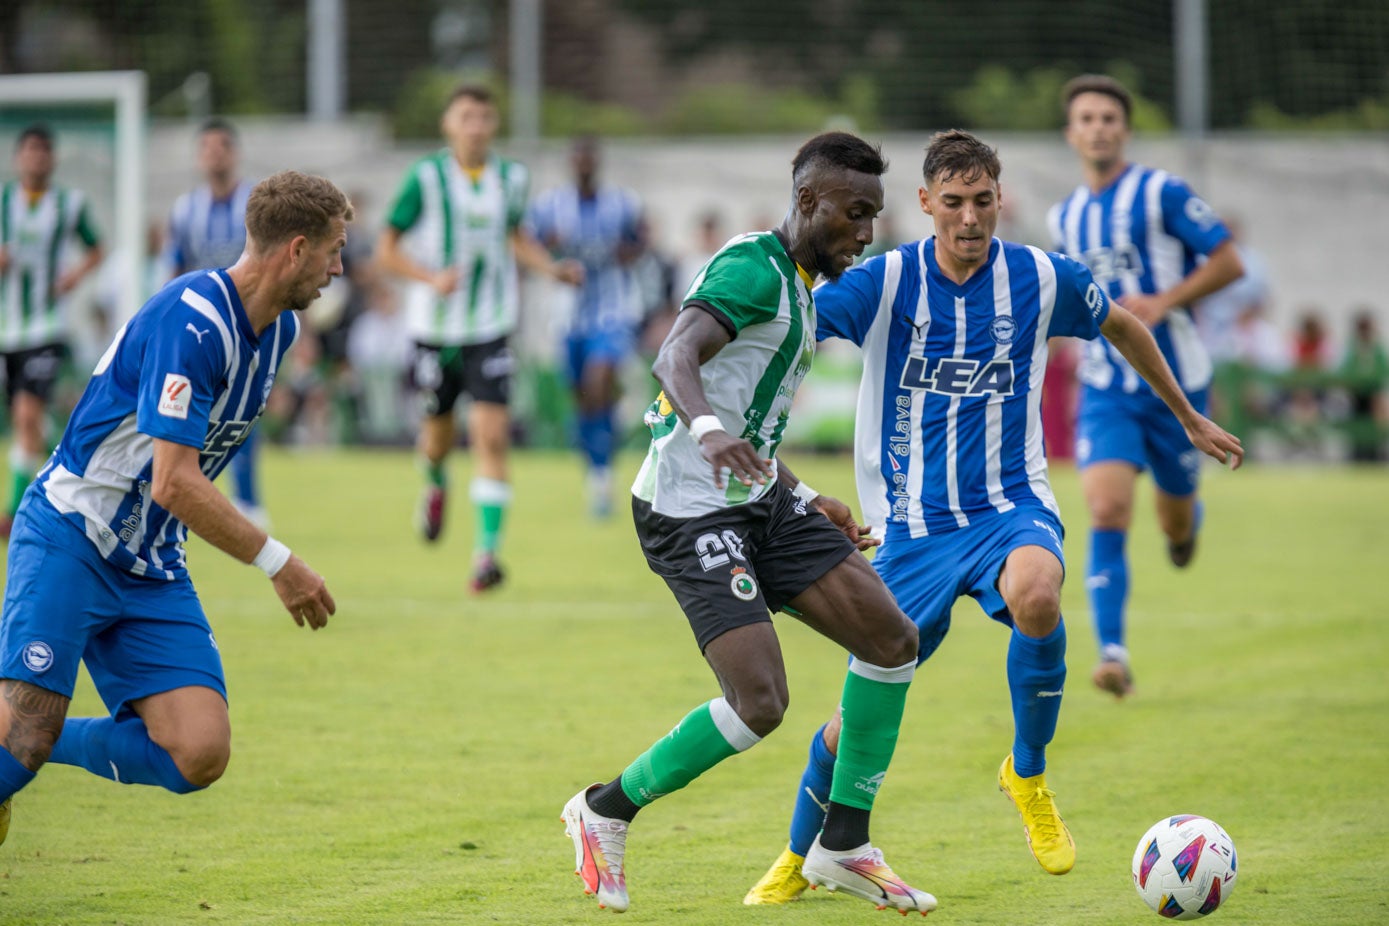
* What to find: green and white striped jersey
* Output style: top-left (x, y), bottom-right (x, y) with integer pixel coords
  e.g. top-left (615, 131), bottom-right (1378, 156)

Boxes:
top-left (386, 150), bottom-right (529, 346)
top-left (0, 182), bottom-right (101, 352)
top-left (632, 231), bottom-right (817, 518)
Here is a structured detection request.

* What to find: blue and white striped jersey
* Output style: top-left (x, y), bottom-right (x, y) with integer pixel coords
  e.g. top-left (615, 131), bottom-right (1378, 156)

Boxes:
top-left (816, 238), bottom-right (1108, 540)
top-left (165, 180), bottom-right (253, 274)
top-left (526, 186), bottom-right (644, 333)
top-left (1047, 163), bottom-right (1229, 396)
top-left (34, 269), bottom-right (298, 580)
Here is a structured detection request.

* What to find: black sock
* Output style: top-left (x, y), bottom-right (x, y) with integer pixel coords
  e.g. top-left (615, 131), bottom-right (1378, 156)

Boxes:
top-left (585, 779), bottom-right (641, 823)
top-left (818, 801), bottom-right (870, 851)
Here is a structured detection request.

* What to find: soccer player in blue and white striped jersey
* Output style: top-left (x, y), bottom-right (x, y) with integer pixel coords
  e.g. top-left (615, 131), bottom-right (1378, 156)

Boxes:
top-left (745, 131), bottom-right (1242, 902)
top-left (0, 171), bottom-right (348, 846)
top-left (526, 137), bottom-right (646, 517)
top-left (1048, 75), bottom-right (1245, 698)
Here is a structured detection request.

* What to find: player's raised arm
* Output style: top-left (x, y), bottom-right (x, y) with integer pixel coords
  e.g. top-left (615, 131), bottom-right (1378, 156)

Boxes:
top-left (150, 440), bottom-right (335, 628)
top-left (1099, 304), bottom-right (1244, 469)
top-left (651, 306), bottom-right (772, 489)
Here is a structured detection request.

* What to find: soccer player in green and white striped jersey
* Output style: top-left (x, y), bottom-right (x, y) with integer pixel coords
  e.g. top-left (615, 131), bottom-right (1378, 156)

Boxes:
top-left (562, 132), bottom-right (936, 915)
top-left (376, 85), bottom-right (581, 592)
top-left (0, 125), bottom-right (104, 533)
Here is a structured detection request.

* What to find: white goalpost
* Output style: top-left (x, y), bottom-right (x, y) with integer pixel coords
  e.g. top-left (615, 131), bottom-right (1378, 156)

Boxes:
top-left (0, 70), bottom-right (147, 324)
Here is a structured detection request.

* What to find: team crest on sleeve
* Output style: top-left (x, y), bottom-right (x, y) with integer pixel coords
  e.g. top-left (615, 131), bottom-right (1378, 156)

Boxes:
top-left (158, 373), bottom-right (192, 419)
top-left (1085, 283), bottom-right (1105, 319)
top-left (1184, 196), bottom-right (1217, 230)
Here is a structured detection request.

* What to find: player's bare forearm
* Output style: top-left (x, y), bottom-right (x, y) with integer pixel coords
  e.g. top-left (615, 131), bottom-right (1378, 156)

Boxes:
top-left (151, 439), bottom-right (269, 563)
top-left (374, 228), bottom-right (434, 286)
top-left (1102, 307), bottom-right (1243, 468)
top-left (510, 228), bottom-right (583, 284)
top-left (1163, 240), bottom-right (1244, 313)
top-left (1101, 307), bottom-right (1199, 423)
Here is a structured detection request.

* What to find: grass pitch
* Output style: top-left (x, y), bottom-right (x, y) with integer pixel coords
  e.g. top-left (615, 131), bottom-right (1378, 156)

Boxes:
top-left (0, 448), bottom-right (1384, 925)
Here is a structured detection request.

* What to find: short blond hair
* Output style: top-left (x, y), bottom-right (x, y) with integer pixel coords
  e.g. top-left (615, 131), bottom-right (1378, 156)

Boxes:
top-left (245, 171), bottom-right (354, 251)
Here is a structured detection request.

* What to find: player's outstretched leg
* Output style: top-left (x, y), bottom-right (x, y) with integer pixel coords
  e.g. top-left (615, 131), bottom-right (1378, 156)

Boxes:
top-left (416, 458), bottom-right (447, 543)
top-left (802, 835), bottom-right (937, 914)
top-left (562, 785), bottom-right (630, 913)
top-left (1087, 527), bottom-right (1133, 697)
top-left (998, 754), bottom-right (1075, 875)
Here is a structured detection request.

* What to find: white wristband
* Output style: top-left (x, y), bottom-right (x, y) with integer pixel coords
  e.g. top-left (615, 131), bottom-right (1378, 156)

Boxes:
top-left (252, 537), bottom-right (292, 578)
top-left (688, 415), bottom-right (726, 444)
top-left (792, 481), bottom-right (820, 503)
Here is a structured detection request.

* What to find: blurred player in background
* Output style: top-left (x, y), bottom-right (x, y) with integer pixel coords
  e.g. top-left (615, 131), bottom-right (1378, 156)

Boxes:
top-left (1049, 75), bottom-right (1244, 698)
top-left (165, 118), bottom-right (268, 527)
top-left (745, 130), bottom-right (1243, 903)
top-left (0, 171), bottom-right (347, 844)
top-left (526, 136), bottom-right (646, 517)
top-left (563, 131), bottom-right (936, 916)
top-left (376, 84), bottom-right (580, 592)
top-left (0, 124), bottom-right (105, 536)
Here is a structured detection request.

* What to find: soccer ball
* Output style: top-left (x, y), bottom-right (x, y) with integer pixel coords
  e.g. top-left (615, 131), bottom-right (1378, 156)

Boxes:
top-left (1132, 815), bottom-right (1238, 919)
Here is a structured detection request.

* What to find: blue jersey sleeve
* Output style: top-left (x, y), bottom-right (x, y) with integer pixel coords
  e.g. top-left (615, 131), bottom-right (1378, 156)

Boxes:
top-left (813, 256), bottom-right (886, 346)
top-left (1047, 253), bottom-right (1110, 340)
top-left (136, 302), bottom-right (229, 448)
top-left (1160, 177), bottom-right (1231, 257)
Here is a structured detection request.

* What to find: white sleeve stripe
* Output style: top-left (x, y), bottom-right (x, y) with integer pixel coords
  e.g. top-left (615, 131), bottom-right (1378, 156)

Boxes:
top-left (854, 248), bottom-right (900, 537)
top-left (180, 286), bottom-right (234, 369)
top-left (986, 246), bottom-right (1015, 515)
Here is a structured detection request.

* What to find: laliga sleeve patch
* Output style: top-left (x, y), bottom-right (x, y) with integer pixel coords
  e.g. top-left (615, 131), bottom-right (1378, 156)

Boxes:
top-left (159, 373), bottom-right (192, 419)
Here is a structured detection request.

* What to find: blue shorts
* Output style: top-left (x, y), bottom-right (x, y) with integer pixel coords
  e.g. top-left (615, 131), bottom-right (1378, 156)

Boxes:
top-left (565, 324), bottom-right (635, 384)
top-left (874, 506), bottom-right (1066, 664)
top-left (1076, 386), bottom-right (1209, 497)
top-left (0, 495), bottom-right (226, 718)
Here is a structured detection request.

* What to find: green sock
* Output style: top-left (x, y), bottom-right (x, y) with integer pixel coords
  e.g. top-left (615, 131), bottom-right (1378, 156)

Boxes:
top-left (620, 697), bottom-right (760, 807)
top-left (470, 478), bottom-right (511, 556)
top-left (421, 459), bottom-right (446, 489)
top-left (475, 503), bottom-right (504, 554)
top-left (829, 659), bottom-right (916, 811)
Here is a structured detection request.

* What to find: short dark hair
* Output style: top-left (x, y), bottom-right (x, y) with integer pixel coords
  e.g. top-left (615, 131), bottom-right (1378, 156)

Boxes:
top-left (792, 131), bottom-right (888, 182)
top-left (199, 117), bottom-right (239, 144)
top-left (448, 84), bottom-right (494, 108)
top-left (16, 123), bottom-right (53, 150)
top-left (1062, 74), bottom-right (1133, 124)
top-left (245, 170), bottom-right (354, 251)
top-left (922, 130), bottom-right (1001, 187)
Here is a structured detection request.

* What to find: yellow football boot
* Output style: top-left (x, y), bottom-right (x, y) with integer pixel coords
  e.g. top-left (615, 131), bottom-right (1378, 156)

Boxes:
top-left (998, 754), bottom-right (1075, 875)
top-left (743, 846), bottom-right (809, 905)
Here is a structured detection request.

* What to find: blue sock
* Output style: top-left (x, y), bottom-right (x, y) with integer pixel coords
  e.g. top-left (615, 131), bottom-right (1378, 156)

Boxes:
top-left (1087, 529), bottom-right (1128, 651)
top-left (577, 409), bottom-right (615, 469)
top-left (787, 724), bottom-right (835, 857)
top-left (49, 716), bottom-right (201, 793)
top-left (231, 430), bottom-right (259, 507)
top-left (0, 745), bottom-right (36, 802)
top-left (1008, 620), bottom-right (1067, 779)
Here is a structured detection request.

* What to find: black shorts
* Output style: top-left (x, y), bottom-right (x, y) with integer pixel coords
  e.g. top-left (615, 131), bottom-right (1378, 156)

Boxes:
top-left (633, 481), bottom-right (857, 651)
top-left (410, 337), bottom-right (514, 416)
top-left (4, 343), bottom-right (67, 404)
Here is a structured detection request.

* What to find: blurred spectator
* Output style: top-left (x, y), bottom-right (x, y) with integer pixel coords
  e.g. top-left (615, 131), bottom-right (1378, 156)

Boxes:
top-left (1338, 309), bottom-right (1388, 462)
top-left (1286, 308), bottom-right (1334, 458)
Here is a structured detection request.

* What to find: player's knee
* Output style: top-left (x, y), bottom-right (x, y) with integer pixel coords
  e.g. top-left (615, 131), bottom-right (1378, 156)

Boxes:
top-left (1011, 583), bottom-right (1062, 636)
top-left (1089, 497), bottom-right (1131, 530)
top-left (729, 686), bottom-right (788, 738)
top-left (862, 614), bottom-right (918, 668)
top-left (168, 737), bottom-right (230, 789)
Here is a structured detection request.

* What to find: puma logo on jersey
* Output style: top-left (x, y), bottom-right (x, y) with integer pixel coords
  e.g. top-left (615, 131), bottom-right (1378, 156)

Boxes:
top-left (900, 356), bottom-right (1015, 397)
top-left (186, 323), bottom-right (210, 344)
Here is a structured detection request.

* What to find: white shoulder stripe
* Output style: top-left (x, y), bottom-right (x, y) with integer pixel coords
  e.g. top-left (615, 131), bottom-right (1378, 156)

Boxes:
top-left (180, 284), bottom-right (234, 369)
